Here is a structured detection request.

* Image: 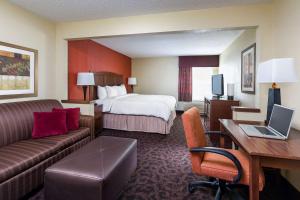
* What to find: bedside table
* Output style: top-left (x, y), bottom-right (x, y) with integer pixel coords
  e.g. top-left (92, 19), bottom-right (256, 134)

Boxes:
top-left (61, 100), bottom-right (94, 115)
top-left (61, 100), bottom-right (103, 136)
top-left (94, 104), bottom-right (103, 136)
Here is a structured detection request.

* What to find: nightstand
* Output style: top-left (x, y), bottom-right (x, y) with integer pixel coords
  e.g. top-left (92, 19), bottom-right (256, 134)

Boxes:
top-left (61, 100), bottom-right (103, 136)
top-left (94, 104), bottom-right (103, 136)
top-left (61, 100), bottom-right (94, 115)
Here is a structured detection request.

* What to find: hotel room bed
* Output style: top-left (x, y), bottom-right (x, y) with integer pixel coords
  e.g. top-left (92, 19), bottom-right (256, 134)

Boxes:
top-left (92, 72), bottom-right (177, 134)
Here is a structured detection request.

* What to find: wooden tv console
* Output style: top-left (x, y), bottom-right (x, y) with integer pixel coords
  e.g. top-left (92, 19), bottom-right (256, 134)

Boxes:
top-left (204, 96), bottom-right (240, 131)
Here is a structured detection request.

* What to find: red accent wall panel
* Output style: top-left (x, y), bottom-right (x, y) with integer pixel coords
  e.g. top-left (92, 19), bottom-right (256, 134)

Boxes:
top-left (68, 40), bottom-right (132, 100)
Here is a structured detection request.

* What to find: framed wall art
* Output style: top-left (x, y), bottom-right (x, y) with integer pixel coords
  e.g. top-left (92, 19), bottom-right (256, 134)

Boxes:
top-left (241, 43), bottom-right (256, 94)
top-left (0, 41), bottom-right (38, 99)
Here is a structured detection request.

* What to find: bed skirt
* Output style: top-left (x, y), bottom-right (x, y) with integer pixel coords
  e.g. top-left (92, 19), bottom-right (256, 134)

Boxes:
top-left (103, 111), bottom-right (176, 134)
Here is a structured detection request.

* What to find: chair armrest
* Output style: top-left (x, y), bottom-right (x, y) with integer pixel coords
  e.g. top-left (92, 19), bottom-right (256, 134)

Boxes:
top-left (205, 131), bottom-right (227, 136)
top-left (190, 147), bottom-right (242, 183)
top-left (79, 115), bottom-right (95, 139)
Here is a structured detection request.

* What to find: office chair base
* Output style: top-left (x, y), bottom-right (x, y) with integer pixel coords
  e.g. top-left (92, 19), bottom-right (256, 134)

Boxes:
top-left (188, 180), bottom-right (218, 193)
top-left (188, 179), bottom-right (245, 200)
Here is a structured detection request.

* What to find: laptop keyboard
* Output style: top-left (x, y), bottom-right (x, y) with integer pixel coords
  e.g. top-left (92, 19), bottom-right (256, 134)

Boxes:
top-left (255, 127), bottom-right (276, 136)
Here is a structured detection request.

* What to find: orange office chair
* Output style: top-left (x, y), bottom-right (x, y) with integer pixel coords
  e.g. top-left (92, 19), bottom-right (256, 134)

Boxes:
top-left (182, 107), bottom-right (265, 200)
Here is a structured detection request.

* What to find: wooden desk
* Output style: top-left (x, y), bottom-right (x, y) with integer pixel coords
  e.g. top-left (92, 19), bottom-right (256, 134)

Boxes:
top-left (219, 119), bottom-right (300, 200)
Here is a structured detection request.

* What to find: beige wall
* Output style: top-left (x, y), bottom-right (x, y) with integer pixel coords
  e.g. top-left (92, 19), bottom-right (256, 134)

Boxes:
top-left (132, 57), bottom-right (178, 99)
top-left (219, 29), bottom-right (257, 107)
top-left (55, 3), bottom-right (274, 107)
top-left (131, 57), bottom-right (208, 112)
top-left (0, 0), bottom-right (56, 103)
top-left (271, 0), bottom-right (300, 190)
top-left (272, 0), bottom-right (300, 129)
top-left (132, 30), bottom-right (257, 109)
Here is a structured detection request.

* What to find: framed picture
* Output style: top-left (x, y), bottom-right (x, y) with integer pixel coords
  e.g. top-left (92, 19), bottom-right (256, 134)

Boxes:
top-left (241, 43), bottom-right (256, 94)
top-left (0, 41), bottom-right (38, 99)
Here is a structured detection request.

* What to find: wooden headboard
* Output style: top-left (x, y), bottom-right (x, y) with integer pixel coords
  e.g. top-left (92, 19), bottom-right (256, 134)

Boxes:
top-left (91, 72), bottom-right (124, 100)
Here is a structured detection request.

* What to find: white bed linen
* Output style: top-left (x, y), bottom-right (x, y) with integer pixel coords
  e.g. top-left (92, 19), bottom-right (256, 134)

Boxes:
top-left (95, 94), bottom-right (176, 121)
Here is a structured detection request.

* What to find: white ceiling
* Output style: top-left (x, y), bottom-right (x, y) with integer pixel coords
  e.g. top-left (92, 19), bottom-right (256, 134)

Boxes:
top-left (10, 0), bottom-right (271, 22)
top-left (92, 29), bottom-right (244, 58)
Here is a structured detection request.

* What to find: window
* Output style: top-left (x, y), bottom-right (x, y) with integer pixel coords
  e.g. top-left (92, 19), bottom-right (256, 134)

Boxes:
top-left (192, 67), bottom-right (218, 101)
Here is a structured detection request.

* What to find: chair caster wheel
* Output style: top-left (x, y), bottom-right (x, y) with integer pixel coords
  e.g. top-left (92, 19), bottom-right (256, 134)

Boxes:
top-left (188, 184), bottom-right (195, 193)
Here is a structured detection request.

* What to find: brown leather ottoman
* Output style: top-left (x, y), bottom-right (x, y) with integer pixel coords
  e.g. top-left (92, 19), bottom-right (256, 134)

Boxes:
top-left (44, 136), bottom-right (137, 200)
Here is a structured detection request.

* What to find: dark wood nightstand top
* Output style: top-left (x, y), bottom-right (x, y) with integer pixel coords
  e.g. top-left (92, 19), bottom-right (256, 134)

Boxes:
top-left (94, 104), bottom-right (103, 136)
top-left (231, 106), bottom-right (261, 113)
top-left (61, 100), bottom-right (91, 104)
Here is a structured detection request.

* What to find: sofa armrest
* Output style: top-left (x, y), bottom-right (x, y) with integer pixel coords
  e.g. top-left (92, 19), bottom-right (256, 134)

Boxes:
top-left (79, 115), bottom-right (95, 139)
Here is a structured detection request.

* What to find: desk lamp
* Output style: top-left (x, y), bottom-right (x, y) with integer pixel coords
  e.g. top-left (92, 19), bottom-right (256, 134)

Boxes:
top-left (257, 58), bottom-right (298, 122)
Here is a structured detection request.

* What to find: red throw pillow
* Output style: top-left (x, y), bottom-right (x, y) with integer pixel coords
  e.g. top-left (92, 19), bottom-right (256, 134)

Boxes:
top-left (52, 108), bottom-right (80, 131)
top-left (32, 112), bottom-right (67, 139)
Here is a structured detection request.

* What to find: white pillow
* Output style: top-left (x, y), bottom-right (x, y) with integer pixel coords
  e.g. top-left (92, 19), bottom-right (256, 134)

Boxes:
top-left (112, 84), bottom-right (127, 96)
top-left (119, 84), bottom-right (127, 95)
top-left (97, 86), bottom-right (107, 100)
top-left (106, 86), bottom-right (118, 97)
top-left (113, 85), bottom-right (121, 95)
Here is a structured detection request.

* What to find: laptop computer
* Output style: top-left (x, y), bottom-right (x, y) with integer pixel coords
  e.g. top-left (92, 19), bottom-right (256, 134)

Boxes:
top-left (239, 104), bottom-right (294, 140)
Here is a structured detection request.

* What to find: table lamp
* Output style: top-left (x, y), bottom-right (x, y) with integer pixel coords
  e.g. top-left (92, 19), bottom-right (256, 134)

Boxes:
top-left (77, 72), bottom-right (95, 101)
top-left (257, 58), bottom-right (298, 122)
top-left (128, 77), bottom-right (137, 92)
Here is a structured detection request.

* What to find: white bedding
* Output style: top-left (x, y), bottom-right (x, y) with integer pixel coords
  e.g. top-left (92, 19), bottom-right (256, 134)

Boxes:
top-left (95, 94), bottom-right (176, 121)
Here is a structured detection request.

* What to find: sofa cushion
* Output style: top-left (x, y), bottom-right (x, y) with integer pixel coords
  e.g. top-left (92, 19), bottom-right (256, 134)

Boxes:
top-left (53, 108), bottom-right (80, 131)
top-left (0, 140), bottom-right (59, 183)
top-left (37, 127), bottom-right (90, 150)
top-left (32, 111), bottom-right (68, 138)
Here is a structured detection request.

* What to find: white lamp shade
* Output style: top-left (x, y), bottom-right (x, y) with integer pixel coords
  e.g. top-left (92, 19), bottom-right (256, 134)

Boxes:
top-left (128, 77), bottom-right (137, 85)
top-left (258, 58), bottom-right (298, 83)
top-left (77, 72), bottom-right (95, 85)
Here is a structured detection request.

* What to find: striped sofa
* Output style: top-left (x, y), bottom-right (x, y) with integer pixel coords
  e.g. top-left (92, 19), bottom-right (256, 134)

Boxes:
top-left (0, 99), bottom-right (95, 200)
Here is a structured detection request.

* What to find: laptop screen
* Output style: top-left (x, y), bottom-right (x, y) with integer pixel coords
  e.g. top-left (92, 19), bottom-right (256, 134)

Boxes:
top-left (269, 105), bottom-right (294, 136)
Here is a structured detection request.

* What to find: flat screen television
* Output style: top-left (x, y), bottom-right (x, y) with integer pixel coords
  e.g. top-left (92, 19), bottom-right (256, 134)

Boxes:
top-left (212, 74), bottom-right (224, 97)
